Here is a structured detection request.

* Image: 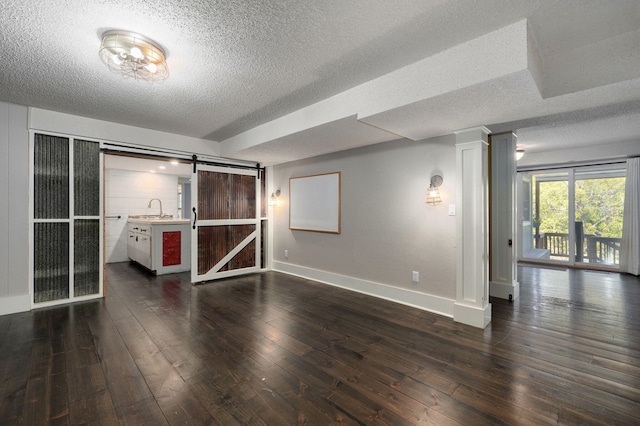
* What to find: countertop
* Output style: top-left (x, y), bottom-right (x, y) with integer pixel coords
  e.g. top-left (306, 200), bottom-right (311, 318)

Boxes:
top-left (128, 217), bottom-right (190, 225)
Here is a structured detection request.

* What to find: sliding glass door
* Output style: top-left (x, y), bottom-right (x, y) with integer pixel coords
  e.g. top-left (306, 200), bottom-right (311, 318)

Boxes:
top-left (520, 171), bottom-right (570, 263)
top-left (574, 167), bottom-right (625, 266)
top-left (518, 165), bottom-right (625, 268)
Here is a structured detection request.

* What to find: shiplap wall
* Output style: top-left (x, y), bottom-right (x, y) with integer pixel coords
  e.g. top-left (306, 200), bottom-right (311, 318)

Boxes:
top-left (105, 169), bottom-right (179, 263)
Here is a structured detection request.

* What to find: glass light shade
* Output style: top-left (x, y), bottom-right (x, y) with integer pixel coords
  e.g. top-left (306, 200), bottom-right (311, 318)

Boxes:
top-left (426, 184), bottom-right (442, 205)
top-left (268, 189), bottom-right (281, 207)
top-left (99, 30), bottom-right (169, 81)
top-left (516, 149), bottom-right (525, 161)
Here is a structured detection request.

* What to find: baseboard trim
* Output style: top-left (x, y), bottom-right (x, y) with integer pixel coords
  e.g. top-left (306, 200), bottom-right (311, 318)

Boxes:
top-left (490, 280), bottom-right (520, 301)
top-left (0, 293), bottom-right (31, 316)
top-left (272, 261), bottom-right (454, 318)
top-left (453, 302), bottom-right (492, 328)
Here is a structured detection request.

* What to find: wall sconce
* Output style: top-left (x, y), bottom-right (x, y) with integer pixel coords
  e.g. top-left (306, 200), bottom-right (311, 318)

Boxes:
top-left (516, 149), bottom-right (525, 161)
top-left (269, 189), bottom-right (281, 207)
top-left (426, 175), bottom-right (443, 206)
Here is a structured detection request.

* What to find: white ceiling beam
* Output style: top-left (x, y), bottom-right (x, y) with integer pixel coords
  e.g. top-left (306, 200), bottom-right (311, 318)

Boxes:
top-left (221, 20), bottom-right (532, 158)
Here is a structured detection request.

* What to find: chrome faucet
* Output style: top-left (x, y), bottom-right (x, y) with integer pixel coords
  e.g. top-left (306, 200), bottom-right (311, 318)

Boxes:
top-left (148, 198), bottom-right (163, 217)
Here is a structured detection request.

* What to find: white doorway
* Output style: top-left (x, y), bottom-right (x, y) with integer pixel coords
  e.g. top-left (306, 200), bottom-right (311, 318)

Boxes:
top-left (103, 155), bottom-right (191, 264)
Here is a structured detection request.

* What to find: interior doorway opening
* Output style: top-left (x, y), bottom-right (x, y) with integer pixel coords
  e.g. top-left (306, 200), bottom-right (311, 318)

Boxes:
top-left (103, 153), bottom-right (268, 285)
top-left (103, 154), bottom-right (192, 266)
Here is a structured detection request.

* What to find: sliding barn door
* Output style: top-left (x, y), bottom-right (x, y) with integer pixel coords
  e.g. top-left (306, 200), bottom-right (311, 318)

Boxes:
top-left (191, 165), bottom-right (261, 283)
top-left (31, 133), bottom-right (102, 307)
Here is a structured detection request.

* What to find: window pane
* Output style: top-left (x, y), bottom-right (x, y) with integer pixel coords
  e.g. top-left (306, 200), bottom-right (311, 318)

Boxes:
top-left (537, 173), bottom-right (570, 261)
top-left (574, 169), bottom-right (625, 266)
top-left (522, 172), bottom-right (569, 262)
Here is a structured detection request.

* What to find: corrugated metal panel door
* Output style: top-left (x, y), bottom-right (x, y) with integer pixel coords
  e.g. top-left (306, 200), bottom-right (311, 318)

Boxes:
top-left (191, 165), bottom-right (261, 283)
top-left (32, 134), bottom-right (102, 306)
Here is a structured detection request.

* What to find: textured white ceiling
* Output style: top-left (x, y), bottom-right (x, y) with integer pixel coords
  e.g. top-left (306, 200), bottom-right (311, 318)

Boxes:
top-left (1, 0), bottom-right (639, 164)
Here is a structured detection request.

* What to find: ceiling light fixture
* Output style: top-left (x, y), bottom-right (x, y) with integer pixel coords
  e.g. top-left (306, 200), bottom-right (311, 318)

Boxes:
top-left (99, 30), bottom-right (168, 81)
top-left (516, 149), bottom-right (525, 161)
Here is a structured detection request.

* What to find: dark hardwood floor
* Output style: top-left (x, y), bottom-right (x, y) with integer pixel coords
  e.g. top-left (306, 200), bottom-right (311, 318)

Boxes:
top-left (1, 263), bottom-right (639, 425)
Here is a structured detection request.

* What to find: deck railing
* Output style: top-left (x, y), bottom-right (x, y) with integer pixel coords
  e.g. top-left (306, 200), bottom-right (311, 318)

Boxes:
top-left (536, 232), bottom-right (621, 265)
top-left (586, 236), bottom-right (621, 265)
top-left (537, 232), bottom-right (569, 259)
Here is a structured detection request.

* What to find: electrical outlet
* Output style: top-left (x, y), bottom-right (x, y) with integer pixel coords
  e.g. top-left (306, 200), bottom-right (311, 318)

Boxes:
top-left (284, 249), bottom-right (288, 258)
top-left (412, 271), bottom-right (419, 282)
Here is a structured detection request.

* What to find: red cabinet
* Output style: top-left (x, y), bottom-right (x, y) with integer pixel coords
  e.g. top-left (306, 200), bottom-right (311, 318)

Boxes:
top-left (162, 231), bottom-right (181, 266)
top-left (128, 219), bottom-right (190, 275)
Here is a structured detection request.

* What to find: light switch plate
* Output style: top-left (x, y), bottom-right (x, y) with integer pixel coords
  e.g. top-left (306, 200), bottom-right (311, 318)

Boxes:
top-left (448, 204), bottom-right (456, 216)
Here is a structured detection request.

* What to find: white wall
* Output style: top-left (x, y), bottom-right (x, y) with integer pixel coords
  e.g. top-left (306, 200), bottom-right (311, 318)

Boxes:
top-left (0, 102), bottom-right (30, 315)
top-left (272, 135), bottom-right (458, 316)
top-left (105, 169), bottom-right (179, 263)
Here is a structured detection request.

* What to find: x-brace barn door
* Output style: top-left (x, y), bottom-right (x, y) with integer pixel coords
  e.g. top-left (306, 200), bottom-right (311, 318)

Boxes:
top-left (191, 165), bottom-right (260, 283)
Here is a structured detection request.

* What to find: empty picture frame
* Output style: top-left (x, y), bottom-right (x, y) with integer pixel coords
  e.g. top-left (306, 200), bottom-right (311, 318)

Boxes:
top-left (289, 172), bottom-right (341, 233)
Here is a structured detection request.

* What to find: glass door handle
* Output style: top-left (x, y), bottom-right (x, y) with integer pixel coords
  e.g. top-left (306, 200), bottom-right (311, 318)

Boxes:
top-left (192, 207), bottom-right (197, 229)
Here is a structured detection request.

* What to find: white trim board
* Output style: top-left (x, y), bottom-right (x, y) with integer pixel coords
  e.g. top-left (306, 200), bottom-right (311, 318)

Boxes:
top-left (272, 261), bottom-right (454, 318)
top-left (490, 280), bottom-right (520, 301)
top-left (28, 108), bottom-right (221, 157)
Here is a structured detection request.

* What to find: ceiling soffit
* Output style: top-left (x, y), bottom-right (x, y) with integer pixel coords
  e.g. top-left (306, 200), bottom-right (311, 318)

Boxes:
top-left (221, 17), bottom-right (640, 163)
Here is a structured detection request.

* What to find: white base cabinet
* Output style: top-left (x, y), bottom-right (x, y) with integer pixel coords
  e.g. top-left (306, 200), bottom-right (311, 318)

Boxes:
top-left (127, 219), bottom-right (190, 275)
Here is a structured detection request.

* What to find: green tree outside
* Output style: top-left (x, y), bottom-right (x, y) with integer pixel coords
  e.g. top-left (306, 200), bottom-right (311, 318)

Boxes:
top-left (536, 180), bottom-right (568, 234)
top-left (575, 177), bottom-right (625, 237)
top-left (534, 176), bottom-right (625, 238)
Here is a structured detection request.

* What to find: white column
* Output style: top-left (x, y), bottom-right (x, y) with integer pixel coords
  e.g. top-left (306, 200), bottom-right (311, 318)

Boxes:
top-left (489, 132), bottom-right (519, 301)
top-left (454, 127), bottom-right (491, 328)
